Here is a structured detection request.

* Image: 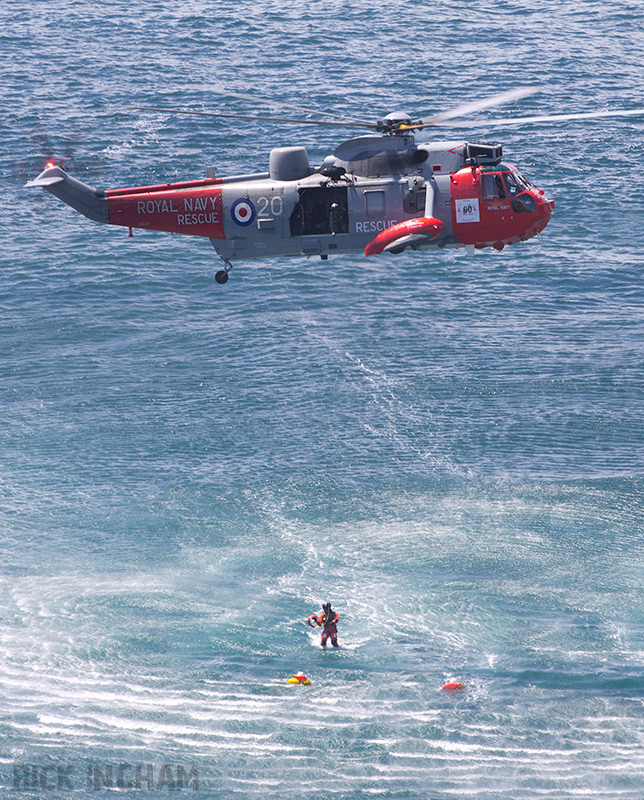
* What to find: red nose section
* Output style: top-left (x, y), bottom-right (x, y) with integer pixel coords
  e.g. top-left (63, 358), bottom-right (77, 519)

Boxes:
top-left (523, 191), bottom-right (555, 240)
top-left (365, 216), bottom-right (444, 257)
top-left (449, 166), bottom-right (554, 250)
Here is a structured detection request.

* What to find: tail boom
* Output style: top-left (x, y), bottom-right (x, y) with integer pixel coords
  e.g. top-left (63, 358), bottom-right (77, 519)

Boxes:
top-left (26, 166), bottom-right (226, 238)
top-left (26, 166), bottom-right (109, 224)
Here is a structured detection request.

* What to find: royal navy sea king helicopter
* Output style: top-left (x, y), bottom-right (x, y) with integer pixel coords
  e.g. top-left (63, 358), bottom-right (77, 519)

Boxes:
top-left (26, 88), bottom-right (644, 284)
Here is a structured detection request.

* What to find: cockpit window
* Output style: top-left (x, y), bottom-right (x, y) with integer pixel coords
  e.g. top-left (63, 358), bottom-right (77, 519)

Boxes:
top-left (514, 172), bottom-right (532, 190)
top-left (483, 174), bottom-right (506, 200)
top-left (504, 174), bottom-right (523, 198)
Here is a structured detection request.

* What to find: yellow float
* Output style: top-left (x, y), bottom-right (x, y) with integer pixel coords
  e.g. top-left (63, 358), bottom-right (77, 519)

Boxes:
top-left (287, 673), bottom-right (311, 685)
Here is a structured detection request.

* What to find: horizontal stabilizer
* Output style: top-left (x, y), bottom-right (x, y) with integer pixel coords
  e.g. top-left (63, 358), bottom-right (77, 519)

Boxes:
top-left (25, 174), bottom-right (65, 188)
top-left (24, 166), bottom-right (109, 224)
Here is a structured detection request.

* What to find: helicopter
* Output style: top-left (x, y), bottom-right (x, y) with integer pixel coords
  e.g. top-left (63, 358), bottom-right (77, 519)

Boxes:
top-left (25, 87), bottom-right (644, 284)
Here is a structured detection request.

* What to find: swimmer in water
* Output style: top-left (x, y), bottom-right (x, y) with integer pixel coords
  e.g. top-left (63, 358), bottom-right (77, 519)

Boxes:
top-left (318, 601), bottom-right (339, 648)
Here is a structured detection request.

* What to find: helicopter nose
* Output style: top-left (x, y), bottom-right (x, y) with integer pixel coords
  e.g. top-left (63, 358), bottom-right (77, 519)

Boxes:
top-left (536, 185), bottom-right (555, 211)
top-left (529, 189), bottom-right (555, 236)
top-left (539, 190), bottom-right (555, 219)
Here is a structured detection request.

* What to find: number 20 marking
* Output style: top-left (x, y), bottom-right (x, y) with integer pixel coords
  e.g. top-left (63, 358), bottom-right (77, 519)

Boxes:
top-left (257, 196), bottom-right (283, 217)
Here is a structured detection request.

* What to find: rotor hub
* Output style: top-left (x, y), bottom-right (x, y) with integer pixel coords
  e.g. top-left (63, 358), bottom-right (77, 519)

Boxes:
top-left (378, 111), bottom-right (414, 133)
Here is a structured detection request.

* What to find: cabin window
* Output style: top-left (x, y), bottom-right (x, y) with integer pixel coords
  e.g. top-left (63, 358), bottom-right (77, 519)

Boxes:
top-left (403, 188), bottom-right (426, 215)
top-left (364, 190), bottom-right (385, 216)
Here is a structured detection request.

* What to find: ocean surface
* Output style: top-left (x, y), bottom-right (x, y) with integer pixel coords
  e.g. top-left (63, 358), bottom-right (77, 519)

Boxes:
top-left (2, 1), bottom-right (644, 797)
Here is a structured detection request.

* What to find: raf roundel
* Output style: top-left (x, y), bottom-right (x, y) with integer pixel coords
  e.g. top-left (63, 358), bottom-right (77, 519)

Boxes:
top-left (231, 197), bottom-right (256, 226)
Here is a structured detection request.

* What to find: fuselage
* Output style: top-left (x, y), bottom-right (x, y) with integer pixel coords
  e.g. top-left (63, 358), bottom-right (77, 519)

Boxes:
top-left (27, 133), bottom-right (554, 263)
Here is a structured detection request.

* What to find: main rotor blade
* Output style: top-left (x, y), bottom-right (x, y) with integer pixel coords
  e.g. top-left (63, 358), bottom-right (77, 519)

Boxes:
top-left (441, 107), bottom-right (644, 129)
top-left (197, 85), bottom-right (375, 126)
top-left (126, 105), bottom-right (377, 129)
top-left (412, 87), bottom-right (539, 129)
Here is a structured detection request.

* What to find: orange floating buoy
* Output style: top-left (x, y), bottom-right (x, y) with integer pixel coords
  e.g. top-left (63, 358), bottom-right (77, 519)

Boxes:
top-left (442, 682), bottom-right (465, 693)
top-left (287, 673), bottom-right (311, 685)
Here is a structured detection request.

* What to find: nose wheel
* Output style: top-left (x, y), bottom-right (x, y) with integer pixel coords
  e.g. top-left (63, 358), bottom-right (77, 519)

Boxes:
top-left (215, 257), bottom-right (233, 285)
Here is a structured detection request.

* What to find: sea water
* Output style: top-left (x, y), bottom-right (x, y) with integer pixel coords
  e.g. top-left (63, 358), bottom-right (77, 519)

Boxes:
top-left (1, 1), bottom-right (644, 797)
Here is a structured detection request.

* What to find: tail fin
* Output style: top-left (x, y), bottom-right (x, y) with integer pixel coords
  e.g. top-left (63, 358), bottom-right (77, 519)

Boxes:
top-left (25, 165), bottom-right (109, 225)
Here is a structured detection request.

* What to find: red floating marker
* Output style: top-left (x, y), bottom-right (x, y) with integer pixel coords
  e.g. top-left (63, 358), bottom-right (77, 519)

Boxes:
top-left (442, 682), bottom-right (465, 693)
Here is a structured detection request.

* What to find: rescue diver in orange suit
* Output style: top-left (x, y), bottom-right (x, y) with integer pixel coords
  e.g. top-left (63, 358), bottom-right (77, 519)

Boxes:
top-left (318, 602), bottom-right (339, 648)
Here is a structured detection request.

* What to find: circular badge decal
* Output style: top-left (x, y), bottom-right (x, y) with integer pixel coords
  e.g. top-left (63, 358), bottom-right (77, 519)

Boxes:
top-left (231, 198), bottom-right (256, 226)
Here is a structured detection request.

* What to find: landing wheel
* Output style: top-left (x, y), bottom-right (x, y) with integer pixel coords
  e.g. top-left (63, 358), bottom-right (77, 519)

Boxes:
top-left (215, 257), bottom-right (233, 285)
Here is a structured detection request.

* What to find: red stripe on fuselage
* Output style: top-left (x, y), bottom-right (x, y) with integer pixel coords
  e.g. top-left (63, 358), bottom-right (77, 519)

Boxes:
top-left (107, 184), bottom-right (225, 239)
top-left (107, 177), bottom-right (222, 197)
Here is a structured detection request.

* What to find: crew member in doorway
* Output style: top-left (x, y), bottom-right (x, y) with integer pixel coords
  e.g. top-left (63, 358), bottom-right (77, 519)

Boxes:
top-left (319, 601), bottom-right (339, 647)
top-left (329, 202), bottom-right (348, 234)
